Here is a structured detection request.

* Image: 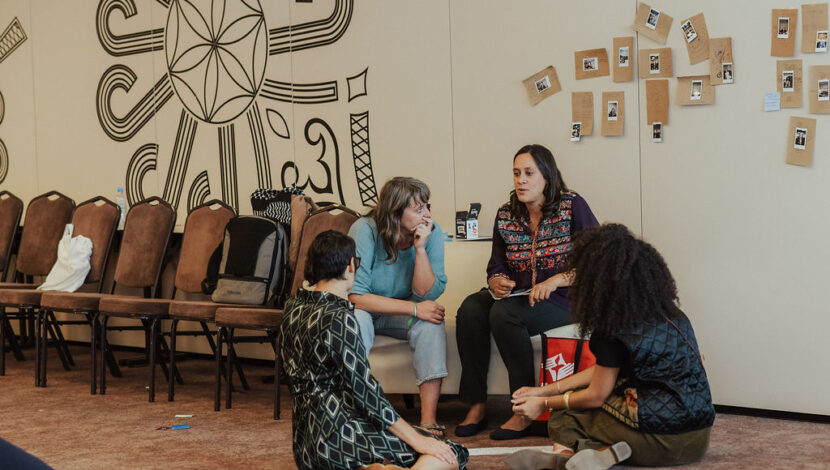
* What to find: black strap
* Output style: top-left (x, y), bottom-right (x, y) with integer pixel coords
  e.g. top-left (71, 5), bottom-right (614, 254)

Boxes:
top-left (573, 339), bottom-right (585, 371)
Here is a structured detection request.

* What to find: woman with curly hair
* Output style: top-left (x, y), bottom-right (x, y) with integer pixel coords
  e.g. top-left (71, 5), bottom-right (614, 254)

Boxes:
top-left (455, 144), bottom-right (599, 440)
top-left (509, 224), bottom-right (714, 470)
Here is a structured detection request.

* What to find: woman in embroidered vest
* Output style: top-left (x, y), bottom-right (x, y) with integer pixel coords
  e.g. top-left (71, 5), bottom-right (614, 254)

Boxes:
top-left (280, 230), bottom-right (468, 470)
top-left (348, 177), bottom-right (450, 436)
top-left (509, 224), bottom-right (714, 470)
top-left (454, 144), bottom-right (599, 440)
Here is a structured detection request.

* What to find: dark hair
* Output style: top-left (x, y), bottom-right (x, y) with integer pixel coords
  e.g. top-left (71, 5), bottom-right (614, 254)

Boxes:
top-left (304, 230), bottom-right (356, 285)
top-left (367, 176), bottom-right (430, 263)
top-left (567, 223), bottom-right (682, 339)
top-left (510, 144), bottom-right (568, 220)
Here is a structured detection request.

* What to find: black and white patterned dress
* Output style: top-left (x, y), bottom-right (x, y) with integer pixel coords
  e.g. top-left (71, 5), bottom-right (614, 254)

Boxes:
top-left (279, 289), bottom-right (469, 470)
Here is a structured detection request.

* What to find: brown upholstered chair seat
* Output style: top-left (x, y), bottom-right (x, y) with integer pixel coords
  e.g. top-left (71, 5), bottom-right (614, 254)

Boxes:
top-left (215, 307), bottom-right (283, 329)
top-left (98, 296), bottom-right (171, 318)
top-left (0, 282), bottom-right (40, 290)
top-left (169, 301), bottom-right (266, 322)
top-left (40, 292), bottom-right (105, 312)
top-left (0, 288), bottom-right (44, 307)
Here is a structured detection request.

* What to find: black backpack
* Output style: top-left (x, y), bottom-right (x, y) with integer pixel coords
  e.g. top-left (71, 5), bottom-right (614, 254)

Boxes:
top-left (201, 216), bottom-right (289, 306)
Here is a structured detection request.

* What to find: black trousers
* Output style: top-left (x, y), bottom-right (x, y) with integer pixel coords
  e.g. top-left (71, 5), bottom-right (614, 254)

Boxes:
top-left (456, 288), bottom-right (571, 404)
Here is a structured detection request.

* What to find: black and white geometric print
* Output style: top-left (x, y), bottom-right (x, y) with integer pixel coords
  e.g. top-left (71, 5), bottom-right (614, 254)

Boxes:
top-left (279, 289), bottom-right (468, 470)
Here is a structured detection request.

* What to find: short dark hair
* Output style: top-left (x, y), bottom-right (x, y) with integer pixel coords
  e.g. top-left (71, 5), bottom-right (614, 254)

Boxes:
top-left (304, 230), bottom-right (356, 285)
top-left (567, 223), bottom-right (682, 339)
top-left (510, 144), bottom-right (569, 220)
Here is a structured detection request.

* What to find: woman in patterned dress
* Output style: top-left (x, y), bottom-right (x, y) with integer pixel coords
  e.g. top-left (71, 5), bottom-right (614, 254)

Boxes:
top-left (279, 231), bottom-right (468, 470)
top-left (454, 144), bottom-right (599, 440)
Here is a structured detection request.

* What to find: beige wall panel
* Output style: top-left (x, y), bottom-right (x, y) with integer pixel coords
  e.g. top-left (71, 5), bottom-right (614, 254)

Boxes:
top-left (450, 0), bottom-right (642, 238)
top-left (0, 2), bottom-right (39, 205)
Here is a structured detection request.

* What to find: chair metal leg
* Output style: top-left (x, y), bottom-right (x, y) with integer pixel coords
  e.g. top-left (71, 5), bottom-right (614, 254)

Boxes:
top-left (271, 331), bottom-right (281, 420)
top-left (48, 312), bottom-right (74, 367)
top-left (214, 326), bottom-right (224, 412)
top-left (90, 313), bottom-right (98, 395)
top-left (226, 328), bottom-right (234, 410)
top-left (45, 317), bottom-right (71, 371)
top-left (229, 343), bottom-right (250, 391)
top-left (100, 315), bottom-right (109, 395)
top-left (168, 319), bottom-right (178, 401)
top-left (148, 317), bottom-right (159, 403)
top-left (34, 309), bottom-right (41, 387)
top-left (0, 307), bottom-right (5, 376)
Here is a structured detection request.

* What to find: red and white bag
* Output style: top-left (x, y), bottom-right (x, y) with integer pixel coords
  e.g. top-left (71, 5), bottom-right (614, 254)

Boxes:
top-left (535, 331), bottom-right (596, 421)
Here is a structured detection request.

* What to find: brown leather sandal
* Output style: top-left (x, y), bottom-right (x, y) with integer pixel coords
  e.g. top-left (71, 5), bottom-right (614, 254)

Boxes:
top-left (417, 423), bottom-right (447, 437)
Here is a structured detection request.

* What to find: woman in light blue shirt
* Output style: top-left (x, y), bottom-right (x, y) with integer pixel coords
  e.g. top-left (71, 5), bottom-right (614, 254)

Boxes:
top-left (348, 177), bottom-right (449, 436)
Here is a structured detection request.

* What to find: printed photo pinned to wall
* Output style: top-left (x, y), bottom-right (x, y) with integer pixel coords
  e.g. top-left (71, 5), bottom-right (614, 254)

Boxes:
top-left (619, 47), bottom-right (630, 66)
top-left (574, 49), bottom-right (610, 80)
top-left (778, 17), bottom-right (790, 38)
top-left (677, 75), bottom-right (714, 105)
top-left (613, 37), bottom-right (635, 82)
top-left (793, 127), bottom-right (807, 150)
top-left (710, 37), bottom-right (734, 85)
top-left (633, 3), bottom-right (673, 44)
top-left (818, 79), bottom-right (829, 101)
top-left (786, 116), bottom-right (816, 166)
top-left (690, 80), bottom-right (703, 100)
top-left (647, 8), bottom-right (660, 30)
top-left (817, 31), bottom-right (828, 52)
top-left (522, 66), bottom-right (562, 105)
top-left (570, 122), bottom-right (582, 142)
top-left (681, 20), bottom-right (698, 42)
top-left (782, 70), bottom-right (794, 92)
top-left (652, 123), bottom-right (663, 143)
top-left (583, 57), bottom-right (598, 71)
top-left (639, 48), bottom-right (672, 78)
top-left (607, 101), bottom-right (619, 121)
top-left (722, 63), bottom-right (734, 84)
top-left (649, 53), bottom-right (660, 74)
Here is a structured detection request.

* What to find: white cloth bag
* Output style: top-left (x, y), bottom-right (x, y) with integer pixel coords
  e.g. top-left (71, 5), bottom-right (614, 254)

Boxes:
top-left (38, 224), bottom-right (93, 292)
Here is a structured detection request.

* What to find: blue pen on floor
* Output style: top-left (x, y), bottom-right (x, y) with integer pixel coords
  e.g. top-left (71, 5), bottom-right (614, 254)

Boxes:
top-left (171, 425), bottom-right (190, 430)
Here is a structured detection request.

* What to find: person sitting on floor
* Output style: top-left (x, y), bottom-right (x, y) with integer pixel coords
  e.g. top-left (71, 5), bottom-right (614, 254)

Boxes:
top-left (348, 177), bottom-right (450, 436)
top-left (508, 224), bottom-right (714, 470)
top-left (279, 230), bottom-right (468, 470)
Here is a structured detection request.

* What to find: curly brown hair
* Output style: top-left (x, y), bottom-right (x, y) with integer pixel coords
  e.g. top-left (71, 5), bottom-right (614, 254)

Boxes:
top-left (567, 223), bottom-right (682, 339)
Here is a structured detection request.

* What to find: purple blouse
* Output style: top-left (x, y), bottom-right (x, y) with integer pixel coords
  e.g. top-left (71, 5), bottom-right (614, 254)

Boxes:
top-left (486, 192), bottom-right (599, 310)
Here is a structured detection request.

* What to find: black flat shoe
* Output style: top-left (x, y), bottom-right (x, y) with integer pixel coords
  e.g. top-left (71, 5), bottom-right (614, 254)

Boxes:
top-left (454, 418), bottom-right (488, 437)
top-left (489, 425), bottom-right (533, 440)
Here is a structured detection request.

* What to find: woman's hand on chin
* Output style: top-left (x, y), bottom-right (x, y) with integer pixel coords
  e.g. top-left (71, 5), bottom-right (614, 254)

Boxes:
top-left (413, 218), bottom-right (433, 250)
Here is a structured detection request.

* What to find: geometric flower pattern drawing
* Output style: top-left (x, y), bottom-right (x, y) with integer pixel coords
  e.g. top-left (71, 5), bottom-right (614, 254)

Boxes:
top-left (95, 0), bottom-right (379, 216)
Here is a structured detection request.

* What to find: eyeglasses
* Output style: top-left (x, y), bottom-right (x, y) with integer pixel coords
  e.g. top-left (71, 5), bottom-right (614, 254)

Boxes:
top-left (353, 257), bottom-right (361, 270)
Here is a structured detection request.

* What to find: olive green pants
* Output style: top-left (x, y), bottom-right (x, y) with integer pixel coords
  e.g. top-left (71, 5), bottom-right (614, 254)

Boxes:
top-left (548, 408), bottom-right (711, 467)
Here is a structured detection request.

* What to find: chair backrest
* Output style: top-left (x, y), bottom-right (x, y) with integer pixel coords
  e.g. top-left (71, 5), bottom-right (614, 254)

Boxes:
top-left (290, 205), bottom-right (359, 295)
top-left (287, 195), bottom-right (317, 272)
top-left (0, 191), bottom-right (23, 278)
top-left (16, 191), bottom-right (75, 277)
top-left (113, 197), bottom-right (176, 293)
top-left (71, 196), bottom-right (120, 289)
top-left (174, 199), bottom-right (235, 294)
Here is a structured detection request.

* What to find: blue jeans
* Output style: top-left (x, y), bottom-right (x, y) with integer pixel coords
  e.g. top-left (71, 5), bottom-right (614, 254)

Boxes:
top-left (354, 308), bottom-right (448, 386)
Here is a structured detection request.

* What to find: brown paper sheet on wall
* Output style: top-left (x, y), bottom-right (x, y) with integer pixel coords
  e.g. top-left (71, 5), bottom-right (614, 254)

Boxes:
top-left (786, 116), bottom-right (816, 166)
top-left (571, 92), bottom-right (594, 136)
top-left (771, 9), bottom-right (798, 56)
top-left (574, 48), bottom-right (610, 80)
top-left (676, 75), bottom-right (714, 105)
top-left (681, 13), bottom-right (710, 65)
top-left (645, 80), bottom-right (669, 125)
top-left (522, 66), bottom-right (562, 106)
top-left (777, 60), bottom-right (803, 108)
top-left (808, 65), bottom-right (830, 113)
top-left (709, 37), bottom-right (733, 85)
top-left (801, 4), bottom-right (828, 53)
top-left (601, 92), bottom-right (625, 136)
top-left (633, 2), bottom-right (673, 44)
top-left (612, 37), bottom-right (634, 82)
top-left (638, 48), bottom-right (673, 78)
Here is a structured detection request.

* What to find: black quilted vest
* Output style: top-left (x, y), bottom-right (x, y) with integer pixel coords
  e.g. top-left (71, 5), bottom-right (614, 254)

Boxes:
top-left (601, 311), bottom-right (715, 434)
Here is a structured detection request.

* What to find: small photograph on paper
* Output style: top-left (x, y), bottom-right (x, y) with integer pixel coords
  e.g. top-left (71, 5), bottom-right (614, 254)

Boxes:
top-left (652, 122), bottom-right (662, 143)
top-left (794, 127), bottom-right (807, 150)
top-left (570, 122), bottom-right (582, 142)
top-left (722, 63), bottom-right (734, 84)
top-left (819, 79), bottom-right (829, 101)
top-left (681, 20), bottom-right (698, 43)
top-left (607, 101), bottom-right (619, 121)
top-left (619, 46), bottom-right (630, 66)
top-left (690, 80), bottom-right (703, 100)
top-left (649, 53), bottom-right (660, 74)
top-left (646, 8), bottom-right (660, 30)
top-left (777, 17), bottom-right (789, 39)
top-left (817, 31), bottom-right (828, 52)
top-left (583, 57), bottom-right (598, 71)
top-left (535, 76), bottom-right (551, 94)
top-left (782, 71), bottom-right (794, 92)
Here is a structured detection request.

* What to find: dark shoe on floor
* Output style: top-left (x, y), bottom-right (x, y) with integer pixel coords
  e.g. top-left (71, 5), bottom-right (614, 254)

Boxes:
top-left (454, 418), bottom-right (488, 437)
top-left (565, 441), bottom-right (632, 470)
top-left (489, 425), bottom-right (533, 440)
top-left (504, 448), bottom-right (570, 470)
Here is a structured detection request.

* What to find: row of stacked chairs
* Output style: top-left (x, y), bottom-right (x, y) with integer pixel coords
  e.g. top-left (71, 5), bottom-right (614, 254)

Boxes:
top-left (0, 190), bottom-right (359, 419)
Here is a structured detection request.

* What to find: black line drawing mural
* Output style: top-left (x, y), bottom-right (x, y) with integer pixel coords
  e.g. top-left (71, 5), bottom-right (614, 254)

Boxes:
top-left (95, 0), bottom-right (378, 215)
top-left (0, 18), bottom-right (26, 185)
top-left (351, 112), bottom-right (377, 205)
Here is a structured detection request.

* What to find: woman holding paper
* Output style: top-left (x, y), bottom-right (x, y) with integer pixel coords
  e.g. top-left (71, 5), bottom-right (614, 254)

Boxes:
top-left (454, 144), bottom-right (599, 440)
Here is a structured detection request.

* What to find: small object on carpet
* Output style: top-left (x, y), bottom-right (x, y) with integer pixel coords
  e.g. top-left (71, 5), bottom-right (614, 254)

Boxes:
top-left (171, 425), bottom-right (191, 430)
top-left (156, 427), bottom-right (171, 431)
top-left (469, 445), bottom-right (553, 456)
top-left (175, 414), bottom-right (194, 418)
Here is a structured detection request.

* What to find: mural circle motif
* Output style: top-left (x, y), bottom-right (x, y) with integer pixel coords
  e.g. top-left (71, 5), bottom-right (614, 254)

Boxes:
top-left (165, 0), bottom-right (268, 124)
top-left (0, 90), bottom-right (5, 125)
